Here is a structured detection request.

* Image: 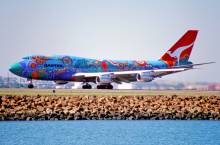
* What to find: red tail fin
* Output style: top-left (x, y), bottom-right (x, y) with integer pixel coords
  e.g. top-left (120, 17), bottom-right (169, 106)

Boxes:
top-left (160, 30), bottom-right (198, 66)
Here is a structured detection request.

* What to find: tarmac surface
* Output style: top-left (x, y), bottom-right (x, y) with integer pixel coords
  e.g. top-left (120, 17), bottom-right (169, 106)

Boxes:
top-left (0, 88), bottom-right (219, 96)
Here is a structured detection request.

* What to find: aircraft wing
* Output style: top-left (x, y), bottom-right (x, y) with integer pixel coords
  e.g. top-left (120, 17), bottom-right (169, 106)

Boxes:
top-left (74, 68), bottom-right (188, 76)
top-left (73, 68), bottom-right (191, 83)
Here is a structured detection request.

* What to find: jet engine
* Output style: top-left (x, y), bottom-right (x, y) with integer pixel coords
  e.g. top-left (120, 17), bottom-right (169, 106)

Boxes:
top-left (54, 81), bottom-right (68, 85)
top-left (96, 74), bottom-right (112, 84)
top-left (136, 72), bottom-right (154, 82)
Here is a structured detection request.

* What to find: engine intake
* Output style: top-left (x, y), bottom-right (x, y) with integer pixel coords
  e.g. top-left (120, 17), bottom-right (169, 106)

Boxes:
top-left (136, 72), bottom-right (154, 82)
top-left (96, 74), bottom-right (112, 84)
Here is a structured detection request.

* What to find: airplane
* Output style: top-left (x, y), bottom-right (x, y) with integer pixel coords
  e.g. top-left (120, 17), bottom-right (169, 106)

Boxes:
top-left (9, 30), bottom-right (214, 89)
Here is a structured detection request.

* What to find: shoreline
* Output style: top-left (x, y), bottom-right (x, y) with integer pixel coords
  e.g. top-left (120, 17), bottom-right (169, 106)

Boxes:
top-left (1, 94), bottom-right (220, 120)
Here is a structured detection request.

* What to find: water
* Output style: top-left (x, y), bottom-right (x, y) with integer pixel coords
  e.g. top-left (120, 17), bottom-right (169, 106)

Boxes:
top-left (0, 121), bottom-right (220, 145)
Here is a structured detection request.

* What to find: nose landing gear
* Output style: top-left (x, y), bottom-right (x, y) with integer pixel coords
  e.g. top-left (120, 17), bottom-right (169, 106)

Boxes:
top-left (27, 79), bottom-right (34, 89)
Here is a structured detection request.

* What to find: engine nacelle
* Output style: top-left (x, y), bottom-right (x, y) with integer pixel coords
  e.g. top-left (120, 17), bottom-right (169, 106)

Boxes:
top-left (96, 74), bottom-right (112, 84)
top-left (136, 72), bottom-right (154, 82)
top-left (54, 81), bottom-right (68, 85)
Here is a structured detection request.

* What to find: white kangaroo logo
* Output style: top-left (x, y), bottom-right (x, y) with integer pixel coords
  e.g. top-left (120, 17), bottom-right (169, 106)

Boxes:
top-left (167, 42), bottom-right (194, 65)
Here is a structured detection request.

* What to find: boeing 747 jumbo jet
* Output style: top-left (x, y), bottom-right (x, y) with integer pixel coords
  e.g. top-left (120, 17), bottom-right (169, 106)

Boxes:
top-left (9, 30), bottom-right (214, 89)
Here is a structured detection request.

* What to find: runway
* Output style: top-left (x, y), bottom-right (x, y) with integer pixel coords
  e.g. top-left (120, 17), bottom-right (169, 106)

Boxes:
top-left (0, 88), bottom-right (219, 96)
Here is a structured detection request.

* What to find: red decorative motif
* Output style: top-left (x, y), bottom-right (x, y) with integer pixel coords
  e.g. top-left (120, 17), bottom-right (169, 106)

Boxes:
top-left (71, 77), bottom-right (77, 81)
top-left (135, 60), bottom-right (147, 67)
top-left (107, 60), bottom-right (128, 68)
top-left (62, 56), bottom-right (72, 65)
top-left (30, 63), bottom-right (37, 68)
top-left (31, 71), bottom-right (39, 79)
top-left (101, 61), bottom-right (108, 72)
top-left (32, 56), bottom-right (48, 64)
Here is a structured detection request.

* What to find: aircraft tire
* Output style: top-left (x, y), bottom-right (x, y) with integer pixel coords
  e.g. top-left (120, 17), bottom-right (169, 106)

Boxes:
top-left (107, 84), bottom-right (113, 89)
top-left (97, 85), bottom-right (102, 89)
top-left (28, 84), bottom-right (34, 89)
top-left (82, 84), bottom-right (92, 89)
top-left (97, 84), bottom-right (113, 89)
top-left (97, 85), bottom-right (104, 89)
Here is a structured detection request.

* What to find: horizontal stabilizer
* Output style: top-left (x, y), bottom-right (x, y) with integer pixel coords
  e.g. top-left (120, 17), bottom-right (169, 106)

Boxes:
top-left (172, 62), bottom-right (215, 68)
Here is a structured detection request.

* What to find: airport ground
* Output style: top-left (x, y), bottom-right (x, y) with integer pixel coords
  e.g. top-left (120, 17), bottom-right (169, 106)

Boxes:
top-left (0, 88), bottom-right (219, 97)
top-left (0, 88), bottom-right (220, 120)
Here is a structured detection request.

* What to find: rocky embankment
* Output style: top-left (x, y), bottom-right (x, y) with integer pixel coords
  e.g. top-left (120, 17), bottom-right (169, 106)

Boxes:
top-left (0, 95), bottom-right (220, 120)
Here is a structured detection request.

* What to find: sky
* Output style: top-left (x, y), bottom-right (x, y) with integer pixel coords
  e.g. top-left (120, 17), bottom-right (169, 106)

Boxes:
top-left (0, 0), bottom-right (219, 82)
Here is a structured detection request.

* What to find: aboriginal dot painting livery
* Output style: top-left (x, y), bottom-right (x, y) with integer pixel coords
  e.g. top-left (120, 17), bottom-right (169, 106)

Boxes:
top-left (9, 30), bottom-right (214, 89)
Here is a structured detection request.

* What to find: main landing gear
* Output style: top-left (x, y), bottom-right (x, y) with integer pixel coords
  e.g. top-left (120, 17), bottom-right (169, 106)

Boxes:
top-left (81, 83), bottom-right (114, 89)
top-left (97, 84), bottom-right (113, 89)
top-left (82, 83), bottom-right (92, 89)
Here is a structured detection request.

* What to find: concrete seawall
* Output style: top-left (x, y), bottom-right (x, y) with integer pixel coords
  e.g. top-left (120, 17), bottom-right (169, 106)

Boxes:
top-left (0, 95), bottom-right (220, 120)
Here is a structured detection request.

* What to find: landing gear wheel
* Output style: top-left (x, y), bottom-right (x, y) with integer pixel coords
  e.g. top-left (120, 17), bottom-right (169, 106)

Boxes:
top-left (82, 83), bottom-right (92, 89)
top-left (28, 84), bottom-right (34, 89)
top-left (97, 84), bottom-right (113, 89)
top-left (107, 84), bottom-right (113, 89)
top-left (97, 85), bottom-right (103, 89)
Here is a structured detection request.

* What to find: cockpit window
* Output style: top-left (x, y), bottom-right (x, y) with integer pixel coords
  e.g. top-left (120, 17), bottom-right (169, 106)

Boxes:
top-left (22, 56), bottom-right (30, 60)
top-left (32, 56), bottom-right (49, 60)
top-left (22, 55), bottom-right (52, 60)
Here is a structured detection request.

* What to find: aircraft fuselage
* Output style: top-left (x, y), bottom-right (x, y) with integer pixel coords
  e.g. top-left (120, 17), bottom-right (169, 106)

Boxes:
top-left (10, 55), bottom-right (168, 81)
top-left (10, 30), bottom-right (213, 89)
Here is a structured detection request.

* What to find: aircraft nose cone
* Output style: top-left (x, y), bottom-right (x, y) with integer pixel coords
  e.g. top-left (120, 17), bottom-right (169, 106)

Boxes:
top-left (9, 62), bottom-right (23, 76)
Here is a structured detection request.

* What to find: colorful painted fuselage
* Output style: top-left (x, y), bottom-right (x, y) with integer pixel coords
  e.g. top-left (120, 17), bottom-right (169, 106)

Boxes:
top-left (10, 30), bottom-right (202, 84)
top-left (11, 55), bottom-right (168, 81)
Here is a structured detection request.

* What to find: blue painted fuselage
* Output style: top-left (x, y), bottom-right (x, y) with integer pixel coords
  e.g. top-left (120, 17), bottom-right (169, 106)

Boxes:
top-left (10, 55), bottom-right (168, 81)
